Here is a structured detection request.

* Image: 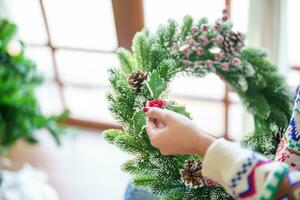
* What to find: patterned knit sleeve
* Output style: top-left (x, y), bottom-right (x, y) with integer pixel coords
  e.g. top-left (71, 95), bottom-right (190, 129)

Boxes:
top-left (201, 86), bottom-right (300, 199)
top-left (202, 138), bottom-right (300, 200)
top-left (274, 86), bottom-right (300, 170)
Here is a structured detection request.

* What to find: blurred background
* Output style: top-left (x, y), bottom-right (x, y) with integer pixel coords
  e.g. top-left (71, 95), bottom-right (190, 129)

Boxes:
top-left (0, 0), bottom-right (299, 199)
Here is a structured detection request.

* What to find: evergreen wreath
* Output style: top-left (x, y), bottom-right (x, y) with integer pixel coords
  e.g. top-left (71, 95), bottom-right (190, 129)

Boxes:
top-left (104, 9), bottom-right (294, 199)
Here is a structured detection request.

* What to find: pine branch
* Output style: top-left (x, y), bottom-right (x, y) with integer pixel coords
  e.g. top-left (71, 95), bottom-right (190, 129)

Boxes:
top-left (116, 48), bottom-right (135, 74)
top-left (103, 129), bottom-right (148, 154)
top-left (132, 32), bottom-right (151, 70)
top-left (180, 16), bottom-right (193, 40)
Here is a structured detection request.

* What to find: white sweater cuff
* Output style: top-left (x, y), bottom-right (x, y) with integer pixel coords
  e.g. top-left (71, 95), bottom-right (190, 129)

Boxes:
top-left (202, 138), bottom-right (267, 194)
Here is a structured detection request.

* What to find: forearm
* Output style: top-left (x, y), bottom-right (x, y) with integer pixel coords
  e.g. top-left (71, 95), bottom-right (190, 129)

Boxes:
top-left (194, 128), bottom-right (216, 157)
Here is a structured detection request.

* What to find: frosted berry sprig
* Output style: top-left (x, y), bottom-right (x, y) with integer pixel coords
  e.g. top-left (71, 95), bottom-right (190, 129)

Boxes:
top-left (172, 9), bottom-right (244, 72)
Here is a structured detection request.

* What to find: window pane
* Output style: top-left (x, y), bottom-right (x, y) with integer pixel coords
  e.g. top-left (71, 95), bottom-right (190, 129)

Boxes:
top-left (144, 0), bottom-right (225, 32)
top-left (43, 0), bottom-right (117, 50)
top-left (169, 74), bottom-right (225, 100)
top-left (287, 1), bottom-right (300, 65)
top-left (4, 0), bottom-right (48, 44)
top-left (231, 0), bottom-right (250, 34)
top-left (228, 103), bottom-right (254, 141)
top-left (287, 70), bottom-right (300, 88)
top-left (170, 96), bottom-right (225, 137)
top-left (55, 50), bottom-right (118, 86)
top-left (26, 47), bottom-right (54, 80)
top-left (64, 87), bottom-right (116, 124)
top-left (228, 91), bottom-right (240, 103)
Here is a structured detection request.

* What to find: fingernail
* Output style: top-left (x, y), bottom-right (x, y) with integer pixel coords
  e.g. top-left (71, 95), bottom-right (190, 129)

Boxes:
top-left (143, 107), bottom-right (149, 112)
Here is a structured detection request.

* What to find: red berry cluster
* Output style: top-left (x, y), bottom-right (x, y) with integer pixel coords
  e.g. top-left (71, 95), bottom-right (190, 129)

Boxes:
top-left (143, 99), bottom-right (165, 112)
top-left (148, 99), bottom-right (165, 108)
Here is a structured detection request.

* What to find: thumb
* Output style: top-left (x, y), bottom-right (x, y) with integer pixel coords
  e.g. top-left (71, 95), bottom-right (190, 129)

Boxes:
top-left (145, 107), bottom-right (169, 123)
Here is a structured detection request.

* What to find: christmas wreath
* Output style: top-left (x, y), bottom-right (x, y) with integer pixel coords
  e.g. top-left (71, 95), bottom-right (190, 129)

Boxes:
top-left (104, 10), bottom-right (294, 199)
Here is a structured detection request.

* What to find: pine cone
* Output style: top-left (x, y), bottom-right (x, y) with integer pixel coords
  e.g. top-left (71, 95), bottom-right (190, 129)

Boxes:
top-left (180, 160), bottom-right (204, 189)
top-left (222, 31), bottom-right (244, 55)
top-left (128, 71), bottom-right (148, 92)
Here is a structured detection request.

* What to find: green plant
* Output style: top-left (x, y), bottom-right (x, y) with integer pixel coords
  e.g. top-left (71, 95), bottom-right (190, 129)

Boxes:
top-left (0, 18), bottom-right (68, 152)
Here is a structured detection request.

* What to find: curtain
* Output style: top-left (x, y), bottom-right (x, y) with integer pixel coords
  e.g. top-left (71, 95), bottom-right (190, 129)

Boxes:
top-left (0, 0), bottom-right (10, 18)
top-left (239, 0), bottom-right (288, 138)
top-left (247, 0), bottom-right (287, 74)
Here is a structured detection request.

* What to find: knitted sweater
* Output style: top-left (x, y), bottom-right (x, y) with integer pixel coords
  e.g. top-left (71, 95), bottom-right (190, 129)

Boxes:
top-left (202, 88), bottom-right (300, 200)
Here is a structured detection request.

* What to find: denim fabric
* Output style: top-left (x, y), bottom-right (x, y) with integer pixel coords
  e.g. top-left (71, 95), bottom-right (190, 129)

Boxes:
top-left (124, 183), bottom-right (159, 200)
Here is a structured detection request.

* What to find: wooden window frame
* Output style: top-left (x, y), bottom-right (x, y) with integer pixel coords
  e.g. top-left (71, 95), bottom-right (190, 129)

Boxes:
top-left (291, 66), bottom-right (300, 71)
top-left (32, 0), bottom-right (233, 138)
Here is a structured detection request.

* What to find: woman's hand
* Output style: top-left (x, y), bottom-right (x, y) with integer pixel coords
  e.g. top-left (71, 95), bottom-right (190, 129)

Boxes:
top-left (144, 107), bottom-right (215, 157)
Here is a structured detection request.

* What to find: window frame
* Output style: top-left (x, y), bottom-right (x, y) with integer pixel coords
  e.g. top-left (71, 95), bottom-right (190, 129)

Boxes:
top-left (30, 0), bottom-right (233, 138)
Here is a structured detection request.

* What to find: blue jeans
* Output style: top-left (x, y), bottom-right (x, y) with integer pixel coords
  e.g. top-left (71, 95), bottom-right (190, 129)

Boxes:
top-left (124, 183), bottom-right (159, 200)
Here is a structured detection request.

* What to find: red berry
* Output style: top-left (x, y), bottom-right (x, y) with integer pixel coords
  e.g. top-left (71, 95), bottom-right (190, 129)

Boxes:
top-left (200, 36), bottom-right (208, 46)
top-left (215, 35), bottom-right (224, 45)
top-left (187, 38), bottom-right (195, 47)
top-left (215, 53), bottom-right (223, 61)
top-left (153, 104), bottom-right (160, 107)
top-left (231, 57), bottom-right (241, 67)
top-left (149, 100), bottom-right (156, 107)
top-left (196, 47), bottom-right (204, 56)
top-left (221, 62), bottom-right (229, 70)
top-left (157, 100), bottom-right (164, 107)
top-left (191, 26), bottom-right (199, 34)
top-left (201, 24), bottom-right (209, 32)
top-left (214, 22), bottom-right (221, 32)
top-left (205, 60), bottom-right (213, 68)
top-left (182, 46), bottom-right (190, 57)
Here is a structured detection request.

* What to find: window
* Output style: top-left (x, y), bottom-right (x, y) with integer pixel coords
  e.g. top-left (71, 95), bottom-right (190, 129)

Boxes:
top-left (4, 0), bottom-right (121, 128)
top-left (3, 0), bottom-right (259, 139)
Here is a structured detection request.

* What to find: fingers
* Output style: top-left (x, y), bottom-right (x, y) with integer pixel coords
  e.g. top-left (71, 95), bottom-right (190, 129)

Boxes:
top-left (154, 119), bottom-right (165, 129)
top-left (146, 118), bottom-right (172, 155)
top-left (146, 118), bottom-right (156, 135)
top-left (145, 107), bottom-right (169, 149)
top-left (146, 118), bottom-right (165, 139)
top-left (144, 107), bottom-right (170, 123)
